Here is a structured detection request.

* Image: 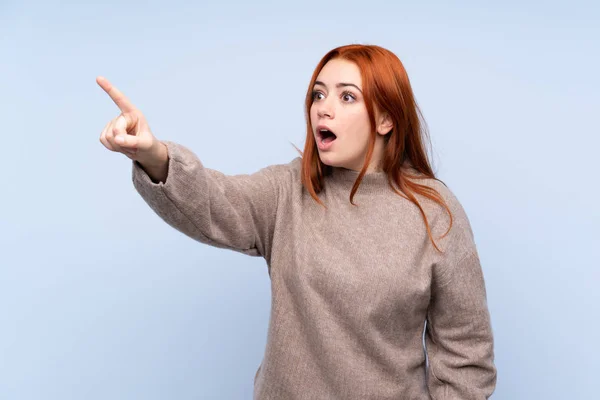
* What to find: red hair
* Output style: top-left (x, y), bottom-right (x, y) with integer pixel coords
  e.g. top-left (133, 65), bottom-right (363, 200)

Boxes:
top-left (295, 44), bottom-right (453, 253)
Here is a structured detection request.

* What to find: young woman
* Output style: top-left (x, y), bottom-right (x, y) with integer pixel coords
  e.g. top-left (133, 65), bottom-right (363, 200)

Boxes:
top-left (97, 44), bottom-right (497, 399)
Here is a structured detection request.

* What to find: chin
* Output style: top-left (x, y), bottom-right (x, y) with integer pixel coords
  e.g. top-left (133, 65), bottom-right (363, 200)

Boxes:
top-left (319, 151), bottom-right (367, 172)
top-left (317, 153), bottom-right (337, 167)
top-left (318, 153), bottom-right (349, 170)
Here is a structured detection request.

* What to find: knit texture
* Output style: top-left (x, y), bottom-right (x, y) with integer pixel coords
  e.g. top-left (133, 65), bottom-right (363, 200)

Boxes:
top-left (132, 141), bottom-right (497, 399)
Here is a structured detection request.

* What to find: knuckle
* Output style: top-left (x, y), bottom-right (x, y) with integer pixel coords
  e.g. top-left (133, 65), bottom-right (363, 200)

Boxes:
top-left (100, 138), bottom-right (115, 152)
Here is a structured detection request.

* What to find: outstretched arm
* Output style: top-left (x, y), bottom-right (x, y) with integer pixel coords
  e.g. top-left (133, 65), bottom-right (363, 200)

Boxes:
top-left (132, 141), bottom-right (288, 260)
top-left (95, 76), bottom-right (289, 261)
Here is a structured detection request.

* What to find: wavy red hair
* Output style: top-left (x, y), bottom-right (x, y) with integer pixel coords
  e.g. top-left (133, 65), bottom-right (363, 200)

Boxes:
top-left (294, 44), bottom-right (453, 253)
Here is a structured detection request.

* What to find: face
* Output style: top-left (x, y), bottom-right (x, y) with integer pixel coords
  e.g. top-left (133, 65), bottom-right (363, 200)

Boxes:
top-left (310, 58), bottom-right (391, 172)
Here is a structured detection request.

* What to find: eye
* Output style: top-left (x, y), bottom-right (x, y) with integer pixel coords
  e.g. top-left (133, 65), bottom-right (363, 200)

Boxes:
top-left (341, 91), bottom-right (356, 103)
top-left (311, 90), bottom-right (324, 101)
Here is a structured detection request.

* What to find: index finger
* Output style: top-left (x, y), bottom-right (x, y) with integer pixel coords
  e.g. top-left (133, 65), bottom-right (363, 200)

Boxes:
top-left (96, 76), bottom-right (137, 113)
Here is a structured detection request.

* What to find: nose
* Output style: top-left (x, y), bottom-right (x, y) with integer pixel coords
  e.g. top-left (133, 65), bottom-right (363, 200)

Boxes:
top-left (316, 98), bottom-right (334, 119)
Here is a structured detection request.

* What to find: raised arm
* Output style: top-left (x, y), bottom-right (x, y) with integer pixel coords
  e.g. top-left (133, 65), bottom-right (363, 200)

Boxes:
top-left (96, 76), bottom-right (290, 261)
top-left (132, 140), bottom-right (287, 259)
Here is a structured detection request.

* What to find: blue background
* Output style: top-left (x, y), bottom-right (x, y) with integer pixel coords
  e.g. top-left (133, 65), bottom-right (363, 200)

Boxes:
top-left (1, 1), bottom-right (598, 398)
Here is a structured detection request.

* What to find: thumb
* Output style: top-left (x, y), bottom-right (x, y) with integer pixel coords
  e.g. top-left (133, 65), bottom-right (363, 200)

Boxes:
top-left (114, 133), bottom-right (139, 148)
top-left (116, 113), bottom-right (137, 133)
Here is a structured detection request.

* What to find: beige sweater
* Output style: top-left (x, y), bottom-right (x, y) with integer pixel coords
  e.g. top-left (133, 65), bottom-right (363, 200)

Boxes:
top-left (132, 141), bottom-right (497, 399)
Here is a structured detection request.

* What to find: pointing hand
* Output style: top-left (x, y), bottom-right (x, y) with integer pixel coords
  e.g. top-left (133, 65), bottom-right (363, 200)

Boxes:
top-left (97, 76), bottom-right (165, 166)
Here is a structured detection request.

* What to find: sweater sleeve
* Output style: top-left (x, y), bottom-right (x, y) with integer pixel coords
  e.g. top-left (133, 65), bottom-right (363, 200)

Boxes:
top-left (131, 140), bottom-right (286, 261)
top-left (425, 249), bottom-right (497, 399)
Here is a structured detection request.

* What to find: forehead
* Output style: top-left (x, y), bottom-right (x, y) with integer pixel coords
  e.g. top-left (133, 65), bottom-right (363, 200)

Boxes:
top-left (315, 58), bottom-right (362, 86)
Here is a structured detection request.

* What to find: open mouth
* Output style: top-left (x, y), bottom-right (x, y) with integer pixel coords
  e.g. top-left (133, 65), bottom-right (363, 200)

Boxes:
top-left (317, 129), bottom-right (337, 145)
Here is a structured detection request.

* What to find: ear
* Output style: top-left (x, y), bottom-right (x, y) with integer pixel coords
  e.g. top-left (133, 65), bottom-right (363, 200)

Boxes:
top-left (377, 112), bottom-right (393, 136)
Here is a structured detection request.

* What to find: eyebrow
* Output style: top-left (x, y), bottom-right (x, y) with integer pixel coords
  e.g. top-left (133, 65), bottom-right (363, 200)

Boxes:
top-left (314, 80), bottom-right (363, 94)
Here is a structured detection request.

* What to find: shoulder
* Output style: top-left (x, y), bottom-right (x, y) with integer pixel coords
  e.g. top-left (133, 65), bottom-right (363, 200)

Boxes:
top-left (256, 156), bottom-right (303, 192)
top-left (261, 156), bottom-right (302, 180)
top-left (407, 173), bottom-right (478, 258)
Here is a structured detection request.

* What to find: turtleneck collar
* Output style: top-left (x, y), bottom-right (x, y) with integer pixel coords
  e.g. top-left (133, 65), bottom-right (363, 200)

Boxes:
top-left (323, 162), bottom-right (422, 195)
top-left (327, 166), bottom-right (392, 195)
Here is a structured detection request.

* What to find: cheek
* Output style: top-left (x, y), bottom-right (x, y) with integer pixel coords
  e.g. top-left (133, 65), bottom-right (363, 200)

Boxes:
top-left (309, 105), bottom-right (317, 124)
top-left (346, 109), bottom-right (371, 138)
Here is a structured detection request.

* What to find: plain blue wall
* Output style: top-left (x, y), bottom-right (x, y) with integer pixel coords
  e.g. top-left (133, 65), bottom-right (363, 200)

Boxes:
top-left (1, 1), bottom-right (598, 399)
